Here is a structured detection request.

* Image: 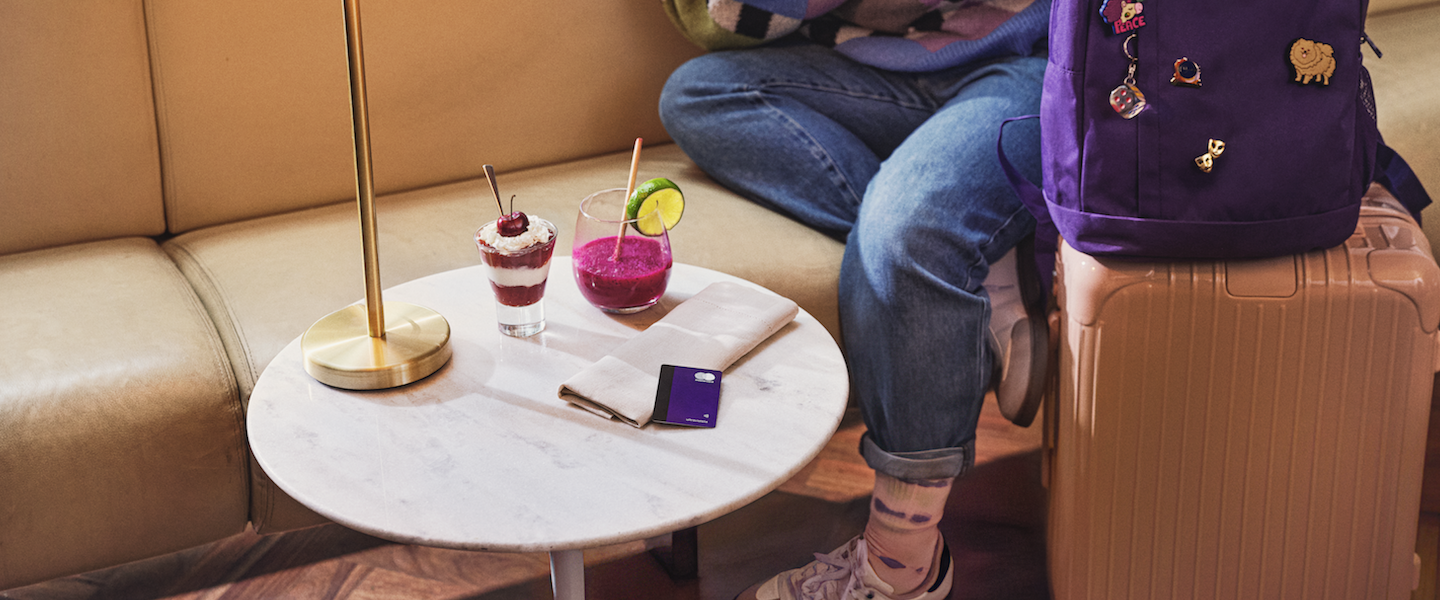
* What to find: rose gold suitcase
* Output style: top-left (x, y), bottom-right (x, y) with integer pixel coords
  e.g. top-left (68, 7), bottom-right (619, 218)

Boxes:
top-left (1044, 185), bottom-right (1440, 599)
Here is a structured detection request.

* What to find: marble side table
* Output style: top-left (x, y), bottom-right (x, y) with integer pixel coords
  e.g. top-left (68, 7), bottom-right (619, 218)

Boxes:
top-left (246, 259), bottom-right (849, 599)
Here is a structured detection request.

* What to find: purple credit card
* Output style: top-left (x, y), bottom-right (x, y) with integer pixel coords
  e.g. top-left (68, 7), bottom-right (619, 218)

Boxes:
top-left (652, 365), bottom-right (722, 428)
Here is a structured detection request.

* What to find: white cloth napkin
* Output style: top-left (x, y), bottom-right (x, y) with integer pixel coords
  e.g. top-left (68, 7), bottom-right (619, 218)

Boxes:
top-left (558, 281), bottom-right (799, 427)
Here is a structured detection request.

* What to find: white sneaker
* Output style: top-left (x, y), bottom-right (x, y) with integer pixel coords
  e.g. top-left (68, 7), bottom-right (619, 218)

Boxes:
top-left (984, 245), bottom-right (1048, 427)
top-left (736, 535), bottom-right (953, 600)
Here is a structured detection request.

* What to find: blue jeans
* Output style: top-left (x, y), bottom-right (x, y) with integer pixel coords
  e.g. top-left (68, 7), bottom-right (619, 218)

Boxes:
top-left (660, 42), bottom-right (1045, 481)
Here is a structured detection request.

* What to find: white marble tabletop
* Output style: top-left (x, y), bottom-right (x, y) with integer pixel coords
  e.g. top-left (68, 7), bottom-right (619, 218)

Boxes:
top-left (247, 258), bottom-right (849, 553)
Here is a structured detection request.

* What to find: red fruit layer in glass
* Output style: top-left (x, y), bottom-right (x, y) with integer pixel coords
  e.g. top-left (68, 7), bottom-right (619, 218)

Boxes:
top-left (490, 281), bottom-right (546, 307)
top-left (477, 235), bottom-right (556, 270)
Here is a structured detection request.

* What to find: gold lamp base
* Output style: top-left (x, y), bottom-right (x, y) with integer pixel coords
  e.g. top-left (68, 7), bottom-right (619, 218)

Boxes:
top-left (302, 301), bottom-right (452, 390)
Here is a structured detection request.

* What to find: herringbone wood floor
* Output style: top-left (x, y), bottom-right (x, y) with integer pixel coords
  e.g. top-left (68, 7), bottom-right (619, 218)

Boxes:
top-left (1, 400), bottom-right (1050, 600)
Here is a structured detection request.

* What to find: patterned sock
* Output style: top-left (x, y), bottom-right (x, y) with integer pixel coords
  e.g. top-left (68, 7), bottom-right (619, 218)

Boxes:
top-left (862, 472), bottom-right (952, 595)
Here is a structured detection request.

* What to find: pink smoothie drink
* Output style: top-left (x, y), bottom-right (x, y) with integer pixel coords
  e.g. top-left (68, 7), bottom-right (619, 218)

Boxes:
top-left (572, 235), bottom-right (671, 311)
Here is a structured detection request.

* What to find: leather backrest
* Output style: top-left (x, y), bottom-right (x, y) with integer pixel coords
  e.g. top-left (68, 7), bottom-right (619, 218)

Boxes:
top-left (1370, 0), bottom-right (1434, 13)
top-left (147, 0), bottom-right (704, 234)
top-left (0, 0), bottom-right (166, 255)
top-left (1, 0), bottom-right (1424, 250)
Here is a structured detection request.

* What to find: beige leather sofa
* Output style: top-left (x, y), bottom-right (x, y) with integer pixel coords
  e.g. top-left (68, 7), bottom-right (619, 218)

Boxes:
top-left (2, 0), bottom-right (1436, 591)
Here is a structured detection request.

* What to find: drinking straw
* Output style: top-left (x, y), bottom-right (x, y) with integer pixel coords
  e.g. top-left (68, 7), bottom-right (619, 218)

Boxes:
top-left (611, 137), bottom-right (643, 260)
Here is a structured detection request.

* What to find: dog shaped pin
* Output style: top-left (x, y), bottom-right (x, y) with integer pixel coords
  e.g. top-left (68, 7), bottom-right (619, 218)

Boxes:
top-left (1289, 38), bottom-right (1336, 85)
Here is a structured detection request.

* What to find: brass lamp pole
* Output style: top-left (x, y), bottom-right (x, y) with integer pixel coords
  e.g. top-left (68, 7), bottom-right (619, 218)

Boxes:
top-left (301, 0), bottom-right (452, 390)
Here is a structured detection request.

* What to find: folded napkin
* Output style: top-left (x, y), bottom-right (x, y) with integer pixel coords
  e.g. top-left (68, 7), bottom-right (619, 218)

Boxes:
top-left (558, 281), bottom-right (799, 427)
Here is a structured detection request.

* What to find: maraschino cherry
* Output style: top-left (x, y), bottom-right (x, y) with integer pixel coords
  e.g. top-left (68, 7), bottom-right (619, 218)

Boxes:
top-left (484, 164), bottom-right (529, 237)
top-left (497, 200), bottom-right (529, 237)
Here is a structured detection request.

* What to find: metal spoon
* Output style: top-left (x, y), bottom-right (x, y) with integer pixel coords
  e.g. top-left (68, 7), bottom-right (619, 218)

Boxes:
top-left (483, 164), bottom-right (505, 216)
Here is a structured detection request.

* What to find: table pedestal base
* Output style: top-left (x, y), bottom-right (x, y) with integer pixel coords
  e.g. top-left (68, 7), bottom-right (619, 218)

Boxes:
top-left (647, 526), bottom-right (699, 580)
top-left (550, 549), bottom-right (585, 600)
top-left (548, 526), bottom-right (698, 599)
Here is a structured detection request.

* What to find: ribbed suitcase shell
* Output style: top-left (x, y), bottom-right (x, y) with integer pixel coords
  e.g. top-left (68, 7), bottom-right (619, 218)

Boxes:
top-left (1045, 186), bottom-right (1440, 600)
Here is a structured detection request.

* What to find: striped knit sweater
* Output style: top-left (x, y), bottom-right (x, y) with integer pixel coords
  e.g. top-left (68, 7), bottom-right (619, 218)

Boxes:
top-left (664, 0), bottom-right (1051, 72)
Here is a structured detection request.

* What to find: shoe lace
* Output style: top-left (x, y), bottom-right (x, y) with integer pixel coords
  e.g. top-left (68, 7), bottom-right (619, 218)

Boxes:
top-left (789, 539), bottom-right (874, 600)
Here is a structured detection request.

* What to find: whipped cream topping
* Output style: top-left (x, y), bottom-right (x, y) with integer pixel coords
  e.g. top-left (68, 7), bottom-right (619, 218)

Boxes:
top-left (477, 217), bottom-right (554, 253)
top-left (482, 263), bottom-right (552, 287)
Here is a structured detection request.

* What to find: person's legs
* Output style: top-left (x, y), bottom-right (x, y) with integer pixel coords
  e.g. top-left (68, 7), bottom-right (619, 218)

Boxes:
top-left (662, 44), bottom-right (1046, 598)
top-left (845, 55), bottom-right (1045, 468)
top-left (840, 54), bottom-right (1045, 596)
top-left (660, 41), bottom-right (939, 240)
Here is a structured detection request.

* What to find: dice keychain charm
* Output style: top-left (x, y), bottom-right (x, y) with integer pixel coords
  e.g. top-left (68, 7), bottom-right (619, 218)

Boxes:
top-left (1110, 34), bottom-right (1147, 119)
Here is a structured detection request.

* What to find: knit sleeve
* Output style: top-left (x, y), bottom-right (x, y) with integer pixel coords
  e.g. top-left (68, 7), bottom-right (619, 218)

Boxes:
top-left (662, 0), bottom-right (807, 51)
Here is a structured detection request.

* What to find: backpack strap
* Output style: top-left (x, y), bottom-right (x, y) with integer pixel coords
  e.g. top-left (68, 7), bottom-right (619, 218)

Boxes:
top-left (1374, 140), bottom-right (1433, 225)
top-left (997, 115), bottom-right (1046, 226)
top-left (997, 115), bottom-right (1057, 295)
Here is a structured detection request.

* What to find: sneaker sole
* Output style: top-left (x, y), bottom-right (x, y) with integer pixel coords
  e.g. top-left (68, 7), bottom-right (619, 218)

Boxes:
top-left (995, 235), bottom-right (1049, 428)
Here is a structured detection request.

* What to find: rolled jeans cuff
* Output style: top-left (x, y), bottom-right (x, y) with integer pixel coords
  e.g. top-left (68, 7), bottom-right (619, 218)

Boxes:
top-left (859, 432), bottom-right (974, 481)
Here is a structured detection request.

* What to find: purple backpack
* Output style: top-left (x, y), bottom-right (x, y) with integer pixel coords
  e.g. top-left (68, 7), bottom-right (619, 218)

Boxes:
top-left (999, 0), bottom-right (1427, 273)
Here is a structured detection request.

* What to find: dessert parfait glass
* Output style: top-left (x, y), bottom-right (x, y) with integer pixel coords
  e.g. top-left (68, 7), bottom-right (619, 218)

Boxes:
top-left (475, 216), bottom-right (558, 336)
top-left (571, 188), bottom-right (672, 313)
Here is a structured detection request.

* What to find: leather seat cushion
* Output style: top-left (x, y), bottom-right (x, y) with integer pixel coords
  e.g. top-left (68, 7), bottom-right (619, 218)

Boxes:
top-left (0, 238), bottom-right (247, 589)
